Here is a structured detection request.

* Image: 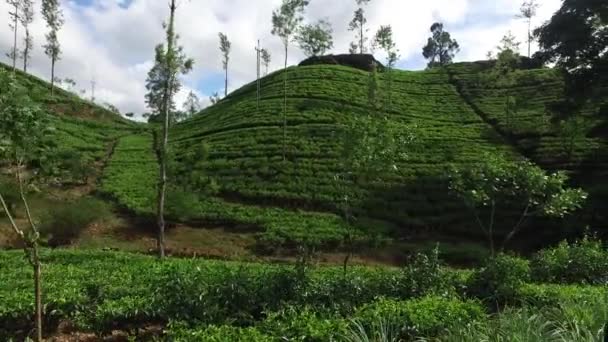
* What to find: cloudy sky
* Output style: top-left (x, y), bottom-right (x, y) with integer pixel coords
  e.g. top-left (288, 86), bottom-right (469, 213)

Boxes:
top-left (0, 0), bottom-right (561, 119)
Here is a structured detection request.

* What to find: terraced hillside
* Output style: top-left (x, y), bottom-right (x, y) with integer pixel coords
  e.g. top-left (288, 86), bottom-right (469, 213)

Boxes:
top-left (447, 62), bottom-right (608, 225)
top-left (100, 64), bottom-right (535, 250)
top-left (0, 62), bottom-right (139, 167)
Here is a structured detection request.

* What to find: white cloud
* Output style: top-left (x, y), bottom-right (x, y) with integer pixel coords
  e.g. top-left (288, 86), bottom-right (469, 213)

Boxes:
top-left (0, 0), bottom-right (563, 118)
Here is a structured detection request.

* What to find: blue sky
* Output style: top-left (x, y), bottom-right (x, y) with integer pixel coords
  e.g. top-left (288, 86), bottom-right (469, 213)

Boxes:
top-left (0, 0), bottom-right (562, 117)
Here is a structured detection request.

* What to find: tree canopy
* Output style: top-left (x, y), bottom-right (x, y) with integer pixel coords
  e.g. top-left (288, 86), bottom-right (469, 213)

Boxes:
top-left (535, 0), bottom-right (607, 103)
top-left (422, 22), bottom-right (459, 68)
top-left (296, 19), bottom-right (334, 57)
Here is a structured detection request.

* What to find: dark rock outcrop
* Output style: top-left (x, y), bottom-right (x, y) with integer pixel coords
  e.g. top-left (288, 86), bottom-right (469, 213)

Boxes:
top-left (299, 54), bottom-right (385, 72)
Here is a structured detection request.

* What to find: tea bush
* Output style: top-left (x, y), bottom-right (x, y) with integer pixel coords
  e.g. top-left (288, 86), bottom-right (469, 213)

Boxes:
top-left (353, 296), bottom-right (485, 339)
top-left (467, 254), bottom-right (530, 306)
top-left (530, 236), bottom-right (608, 285)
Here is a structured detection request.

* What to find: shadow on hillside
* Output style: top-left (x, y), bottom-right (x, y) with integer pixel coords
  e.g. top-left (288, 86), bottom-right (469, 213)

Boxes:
top-left (356, 174), bottom-right (585, 255)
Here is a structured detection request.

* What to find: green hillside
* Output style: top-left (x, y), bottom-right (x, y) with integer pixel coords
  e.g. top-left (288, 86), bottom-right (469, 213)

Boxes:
top-left (0, 62), bottom-right (139, 171)
top-left (4, 59), bottom-right (604, 253)
top-left (97, 62), bottom-right (606, 252)
top-left (446, 62), bottom-right (608, 225)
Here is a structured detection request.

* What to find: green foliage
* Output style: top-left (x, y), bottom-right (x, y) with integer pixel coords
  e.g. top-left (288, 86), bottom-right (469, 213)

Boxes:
top-left (535, 0), bottom-right (607, 97)
top-left (271, 0), bottom-right (309, 45)
top-left (41, 0), bottom-right (64, 64)
top-left (531, 235), bottom-right (608, 285)
top-left (52, 150), bottom-right (95, 184)
top-left (296, 19), bottom-right (334, 57)
top-left (422, 22), bottom-right (459, 68)
top-left (0, 69), bottom-right (53, 164)
top-left (260, 306), bottom-right (349, 341)
top-left (517, 283), bottom-right (608, 308)
top-left (353, 296), bottom-right (485, 339)
top-left (39, 197), bottom-right (113, 246)
top-left (437, 292), bottom-right (608, 341)
top-left (348, 0), bottom-right (372, 54)
top-left (399, 246), bottom-right (460, 299)
top-left (467, 254), bottom-right (530, 305)
top-left (144, 30), bottom-right (194, 118)
top-left (1, 249), bottom-right (608, 340)
top-left (373, 25), bottom-right (398, 68)
top-left (448, 152), bottom-right (587, 253)
top-left (100, 134), bottom-right (158, 216)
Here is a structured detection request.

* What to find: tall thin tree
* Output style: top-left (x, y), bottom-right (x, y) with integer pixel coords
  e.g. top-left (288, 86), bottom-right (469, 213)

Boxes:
top-left (517, 0), bottom-right (539, 58)
top-left (0, 68), bottom-right (55, 342)
top-left (145, 0), bottom-right (193, 258)
top-left (6, 0), bottom-right (21, 71)
top-left (374, 25), bottom-right (399, 108)
top-left (219, 32), bottom-right (231, 97)
top-left (42, 0), bottom-right (64, 96)
top-left (348, 0), bottom-right (371, 54)
top-left (255, 40), bottom-right (261, 111)
top-left (20, 0), bottom-right (34, 73)
top-left (271, 0), bottom-right (309, 161)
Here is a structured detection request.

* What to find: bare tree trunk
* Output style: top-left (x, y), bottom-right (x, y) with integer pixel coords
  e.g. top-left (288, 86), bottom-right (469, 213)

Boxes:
top-left (24, 29), bottom-right (30, 73)
top-left (360, 22), bottom-right (364, 54)
top-left (528, 18), bottom-right (532, 58)
top-left (157, 112), bottom-right (168, 259)
top-left (501, 204), bottom-right (530, 251)
top-left (33, 247), bottom-right (42, 342)
top-left (283, 42), bottom-right (288, 162)
top-left (51, 57), bottom-right (56, 96)
top-left (224, 63), bottom-right (228, 97)
top-left (11, 160), bottom-right (44, 342)
top-left (12, 2), bottom-right (18, 71)
top-left (156, 0), bottom-right (177, 259)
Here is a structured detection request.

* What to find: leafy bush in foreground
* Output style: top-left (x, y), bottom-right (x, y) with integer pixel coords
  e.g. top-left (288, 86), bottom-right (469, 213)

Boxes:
top-left (531, 235), bottom-right (608, 285)
top-left (435, 291), bottom-right (608, 342)
top-left (467, 254), bottom-right (530, 306)
top-left (353, 296), bottom-right (485, 339)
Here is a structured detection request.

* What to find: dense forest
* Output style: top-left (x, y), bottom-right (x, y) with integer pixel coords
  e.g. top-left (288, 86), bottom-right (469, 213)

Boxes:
top-left (0, 0), bottom-right (607, 340)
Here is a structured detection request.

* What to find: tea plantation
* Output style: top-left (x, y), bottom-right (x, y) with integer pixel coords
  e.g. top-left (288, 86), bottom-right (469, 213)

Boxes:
top-left (2, 239), bottom-right (608, 340)
top-left (98, 62), bottom-right (607, 249)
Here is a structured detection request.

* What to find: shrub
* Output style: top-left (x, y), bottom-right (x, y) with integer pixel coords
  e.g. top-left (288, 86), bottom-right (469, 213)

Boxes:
top-left (438, 293), bottom-right (608, 342)
top-left (467, 254), bottom-right (530, 306)
top-left (39, 197), bottom-right (112, 246)
top-left (530, 235), bottom-right (608, 285)
top-left (260, 306), bottom-right (349, 341)
top-left (353, 296), bottom-right (485, 339)
top-left (54, 150), bottom-right (95, 184)
top-left (166, 189), bottom-right (201, 222)
top-left (398, 246), bottom-right (460, 299)
top-left (155, 263), bottom-right (305, 326)
top-left (517, 283), bottom-right (608, 308)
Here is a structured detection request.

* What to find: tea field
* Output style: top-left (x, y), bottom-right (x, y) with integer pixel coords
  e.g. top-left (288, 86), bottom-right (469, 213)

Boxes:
top-left (1, 239), bottom-right (607, 340)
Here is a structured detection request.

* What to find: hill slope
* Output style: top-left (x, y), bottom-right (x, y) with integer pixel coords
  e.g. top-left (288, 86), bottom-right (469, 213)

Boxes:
top-left (447, 62), bottom-right (608, 226)
top-left (0, 62), bottom-right (140, 199)
top-left (102, 63), bottom-right (591, 252)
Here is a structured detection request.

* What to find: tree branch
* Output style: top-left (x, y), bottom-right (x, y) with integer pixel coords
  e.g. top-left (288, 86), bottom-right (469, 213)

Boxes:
top-left (16, 156), bottom-right (37, 233)
top-left (0, 192), bottom-right (23, 240)
top-left (501, 202), bottom-right (531, 251)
